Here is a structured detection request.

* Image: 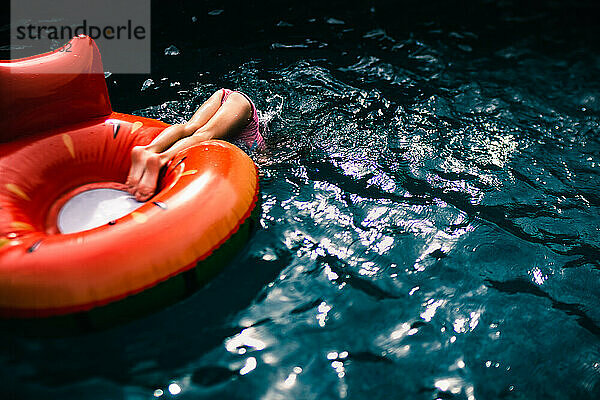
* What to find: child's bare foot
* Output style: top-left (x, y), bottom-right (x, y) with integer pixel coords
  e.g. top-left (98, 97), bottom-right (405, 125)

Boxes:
top-left (126, 146), bottom-right (148, 191)
top-left (126, 146), bottom-right (166, 201)
top-left (134, 153), bottom-right (164, 201)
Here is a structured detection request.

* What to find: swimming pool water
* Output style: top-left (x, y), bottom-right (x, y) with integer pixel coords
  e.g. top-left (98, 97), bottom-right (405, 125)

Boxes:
top-left (2, 1), bottom-right (600, 398)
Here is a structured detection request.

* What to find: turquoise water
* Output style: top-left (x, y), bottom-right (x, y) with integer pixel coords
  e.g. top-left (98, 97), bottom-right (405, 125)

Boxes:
top-left (2, 1), bottom-right (600, 399)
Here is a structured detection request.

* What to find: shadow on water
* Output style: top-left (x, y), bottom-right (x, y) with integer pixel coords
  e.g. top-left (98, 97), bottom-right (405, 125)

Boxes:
top-left (0, 238), bottom-right (289, 398)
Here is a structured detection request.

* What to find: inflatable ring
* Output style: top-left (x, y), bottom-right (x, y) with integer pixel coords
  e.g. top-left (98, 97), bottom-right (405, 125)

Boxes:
top-left (0, 36), bottom-right (259, 328)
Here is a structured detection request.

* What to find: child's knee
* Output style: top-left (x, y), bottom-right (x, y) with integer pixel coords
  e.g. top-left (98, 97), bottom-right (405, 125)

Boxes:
top-left (227, 92), bottom-right (253, 120)
top-left (211, 89), bottom-right (225, 102)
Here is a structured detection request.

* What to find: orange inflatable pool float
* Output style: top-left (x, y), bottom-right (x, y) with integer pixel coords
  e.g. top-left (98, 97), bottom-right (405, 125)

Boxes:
top-left (0, 36), bottom-right (259, 330)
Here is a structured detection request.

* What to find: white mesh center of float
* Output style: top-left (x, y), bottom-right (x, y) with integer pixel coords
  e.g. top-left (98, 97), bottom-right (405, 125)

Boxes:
top-left (58, 188), bottom-right (144, 234)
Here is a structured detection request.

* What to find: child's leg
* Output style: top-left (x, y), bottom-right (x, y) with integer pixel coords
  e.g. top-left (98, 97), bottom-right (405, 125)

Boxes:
top-left (126, 90), bottom-right (224, 192)
top-left (149, 92), bottom-right (252, 161)
top-left (129, 92), bottom-right (252, 201)
top-left (184, 92), bottom-right (253, 143)
top-left (145, 90), bottom-right (225, 153)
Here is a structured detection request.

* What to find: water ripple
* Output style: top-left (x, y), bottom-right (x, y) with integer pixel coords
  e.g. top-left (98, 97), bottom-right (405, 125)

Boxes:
top-left (4, 1), bottom-right (600, 399)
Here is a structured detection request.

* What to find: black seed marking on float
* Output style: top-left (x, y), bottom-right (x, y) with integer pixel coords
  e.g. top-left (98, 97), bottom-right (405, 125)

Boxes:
top-left (27, 240), bottom-right (42, 253)
top-left (173, 156), bottom-right (187, 168)
top-left (108, 220), bottom-right (117, 225)
top-left (153, 201), bottom-right (168, 210)
top-left (113, 123), bottom-right (120, 139)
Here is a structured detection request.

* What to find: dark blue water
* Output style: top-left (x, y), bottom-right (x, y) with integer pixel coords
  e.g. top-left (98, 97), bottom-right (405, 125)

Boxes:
top-left (2, 1), bottom-right (600, 398)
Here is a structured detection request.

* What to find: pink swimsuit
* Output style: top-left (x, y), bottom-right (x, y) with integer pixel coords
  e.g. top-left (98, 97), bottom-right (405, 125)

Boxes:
top-left (221, 88), bottom-right (265, 151)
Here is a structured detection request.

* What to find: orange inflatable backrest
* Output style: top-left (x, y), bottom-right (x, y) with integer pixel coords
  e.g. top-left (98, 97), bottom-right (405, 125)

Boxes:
top-left (0, 35), bottom-right (112, 143)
